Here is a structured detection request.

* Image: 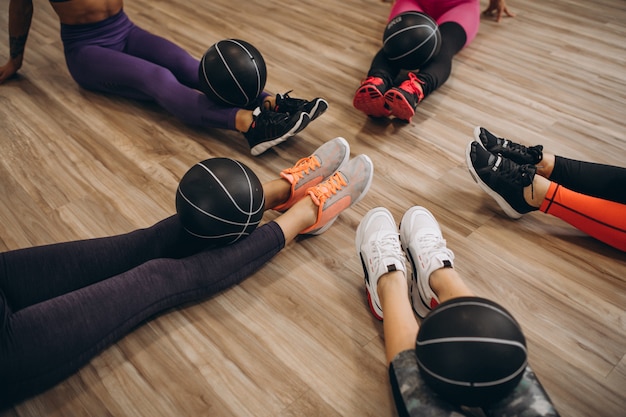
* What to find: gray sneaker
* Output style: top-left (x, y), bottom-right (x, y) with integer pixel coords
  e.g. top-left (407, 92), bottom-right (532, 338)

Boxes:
top-left (272, 137), bottom-right (350, 212)
top-left (300, 154), bottom-right (374, 235)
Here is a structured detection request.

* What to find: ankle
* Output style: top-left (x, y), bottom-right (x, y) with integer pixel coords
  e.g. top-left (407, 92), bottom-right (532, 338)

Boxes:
top-left (536, 153), bottom-right (555, 178)
top-left (236, 109), bottom-right (254, 132)
top-left (264, 179), bottom-right (292, 210)
top-left (377, 271), bottom-right (408, 298)
top-left (524, 175), bottom-right (550, 208)
top-left (429, 268), bottom-right (473, 302)
top-left (297, 196), bottom-right (320, 231)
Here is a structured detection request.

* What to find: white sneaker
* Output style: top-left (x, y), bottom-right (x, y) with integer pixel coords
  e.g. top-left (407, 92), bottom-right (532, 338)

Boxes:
top-left (400, 206), bottom-right (455, 318)
top-left (355, 207), bottom-right (407, 320)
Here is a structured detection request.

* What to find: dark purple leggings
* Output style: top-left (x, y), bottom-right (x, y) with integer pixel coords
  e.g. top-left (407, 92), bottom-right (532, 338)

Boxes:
top-left (0, 216), bottom-right (285, 408)
top-left (61, 10), bottom-right (269, 130)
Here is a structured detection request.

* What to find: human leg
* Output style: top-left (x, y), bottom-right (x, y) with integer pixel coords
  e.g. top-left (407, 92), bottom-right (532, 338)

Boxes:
top-left (1, 136), bottom-right (352, 313)
top-left (0, 215), bottom-right (207, 312)
top-left (466, 141), bottom-right (540, 219)
top-left (549, 156), bottom-right (626, 204)
top-left (355, 206), bottom-right (473, 416)
top-left (384, 22), bottom-right (466, 121)
top-left (0, 138), bottom-right (374, 405)
top-left (352, 50), bottom-right (398, 118)
top-left (352, 0), bottom-right (423, 118)
top-left (475, 127), bottom-right (626, 204)
top-left (0, 220), bottom-right (286, 407)
top-left (125, 26), bottom-right (329, 149)
top-left (66, 44), bottom-right (240, 129)
top-left (540, 182), bottom-right (626, 251)
top-left (355, 206), bottom-right (471, 348)
top-left (124, 25), bottom-right (202, 89)
top-left (68, 44), bottom-right (310, 155)
top-left (466, 141), bottom-right (626, 251)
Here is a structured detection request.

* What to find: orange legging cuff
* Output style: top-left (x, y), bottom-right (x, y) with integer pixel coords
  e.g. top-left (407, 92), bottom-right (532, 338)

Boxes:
top-left (540, 182), bottom-right (626, 252)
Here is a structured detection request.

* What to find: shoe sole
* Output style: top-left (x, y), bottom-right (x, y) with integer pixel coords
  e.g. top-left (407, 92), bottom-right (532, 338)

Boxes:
top-left (353, 86), bottom-right (391, 118)
top-left (399, 206), bottom-right (440, 319)
top-left (384, 90), bottom-right (415, 122)
top-left (308, 154), bottom-right (375, 236)
top-left (464, 141), bottom-right (524, 219)
top-left (250, 112), bottom-right (310, 156)
top-left (308, 99), bottom-right (329, 121)
top-left (355, 207), bottom-right (395, 321)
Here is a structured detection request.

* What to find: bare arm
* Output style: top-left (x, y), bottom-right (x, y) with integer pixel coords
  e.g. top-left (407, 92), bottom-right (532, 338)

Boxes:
top-left (0, 0), bottom-right (34, 83)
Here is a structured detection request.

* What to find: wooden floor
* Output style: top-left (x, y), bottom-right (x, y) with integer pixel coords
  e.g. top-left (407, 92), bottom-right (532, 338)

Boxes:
top-left (1, 0), bottom-right (625, 416)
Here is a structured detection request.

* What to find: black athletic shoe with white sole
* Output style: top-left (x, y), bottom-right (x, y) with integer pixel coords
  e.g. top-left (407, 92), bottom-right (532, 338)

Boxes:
top-left (244, 107), bottom-right (310, 156)
top-left (474, 126), bottom-right (543, 166)
top-left (466, 141), bottom-right (538, 219)
top-left (274, 91), bottom-right (329, 121)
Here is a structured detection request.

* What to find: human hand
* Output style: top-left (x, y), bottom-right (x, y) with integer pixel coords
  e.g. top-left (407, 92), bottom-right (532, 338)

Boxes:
top-left (483, 0), bottom-right (515, 22)
top-left (0, 58), bottom-right (22, 84)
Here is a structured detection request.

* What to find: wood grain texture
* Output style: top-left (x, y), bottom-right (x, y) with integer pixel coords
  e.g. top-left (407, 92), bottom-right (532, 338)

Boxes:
top-left (0, 0), bottom-right (624, 416)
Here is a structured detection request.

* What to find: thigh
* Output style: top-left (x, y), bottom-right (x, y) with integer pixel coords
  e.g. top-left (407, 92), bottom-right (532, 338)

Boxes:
top-left (125, 25), bottom-right (201, 88)
top-left (389, 0), bottom-right (480, 47)
top-left (435, 0), bottom-right (480, 46)
top-left (389, 0), bottom-right (425, 20)
top-left (65, 44), bottom-right (176, 100)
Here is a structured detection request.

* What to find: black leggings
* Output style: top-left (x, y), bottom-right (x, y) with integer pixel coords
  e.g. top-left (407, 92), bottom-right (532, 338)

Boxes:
top-left (0, 216), bottom-right (285, 408)
top-left (367, 21), bottom-right (467, 97)
top-left (551, 156), bottom-right (626, 204)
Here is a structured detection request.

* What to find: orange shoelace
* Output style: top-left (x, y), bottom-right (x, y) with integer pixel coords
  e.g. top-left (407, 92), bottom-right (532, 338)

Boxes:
top-left (309, 172), bottom-right (347, 204)
top-left (401, 73), bottom-right (425, 100)
top-left (283, 156), bottom-right (321, 183)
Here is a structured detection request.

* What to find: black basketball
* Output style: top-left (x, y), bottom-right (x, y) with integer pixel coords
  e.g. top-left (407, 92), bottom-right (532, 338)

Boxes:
top-left (415, 297), bottom-right (527, 406)
top-left (383, 12), bottom-right (441, 70)
top-left (176, 158), bottom-right (265, 247)
top-left (198, 39), bottom-right (267, 107)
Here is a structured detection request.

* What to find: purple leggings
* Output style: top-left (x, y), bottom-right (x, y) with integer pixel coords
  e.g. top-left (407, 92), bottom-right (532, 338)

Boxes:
top-left (0, 217), bottom-right (285, 407)
top-left (61, 10), bottom-right (269, 130)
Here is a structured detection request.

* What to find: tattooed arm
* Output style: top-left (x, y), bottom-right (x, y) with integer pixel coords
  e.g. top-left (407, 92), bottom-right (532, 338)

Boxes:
top-left (1, 0), bottom-right (34, 83)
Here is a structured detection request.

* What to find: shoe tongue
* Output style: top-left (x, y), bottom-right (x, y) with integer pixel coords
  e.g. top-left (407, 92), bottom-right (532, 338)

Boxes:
top-left (380, 256), bottom-right (405, 274)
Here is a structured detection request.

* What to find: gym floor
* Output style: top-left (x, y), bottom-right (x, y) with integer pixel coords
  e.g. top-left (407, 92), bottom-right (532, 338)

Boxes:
top-left (0, 0), bottom-right (624, 416)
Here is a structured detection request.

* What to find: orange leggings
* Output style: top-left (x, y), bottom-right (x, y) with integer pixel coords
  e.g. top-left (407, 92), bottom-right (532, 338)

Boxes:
top-left (540, 183), bottom-right (626, 252)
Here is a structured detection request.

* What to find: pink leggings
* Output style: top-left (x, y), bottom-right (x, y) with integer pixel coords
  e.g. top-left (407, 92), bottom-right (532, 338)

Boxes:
top-left (389, 0), bottom-right (480, 47)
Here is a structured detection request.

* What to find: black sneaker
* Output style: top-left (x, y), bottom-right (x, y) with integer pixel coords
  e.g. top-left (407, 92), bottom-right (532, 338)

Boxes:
top-left (474, 126), bottom-right (543, 165)
top-left (244, 107), bottom-right (310, 156)
top-left (274, 91), bottom-right (328, 121)
top-left (465, 141), bottom-right (538, 219)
